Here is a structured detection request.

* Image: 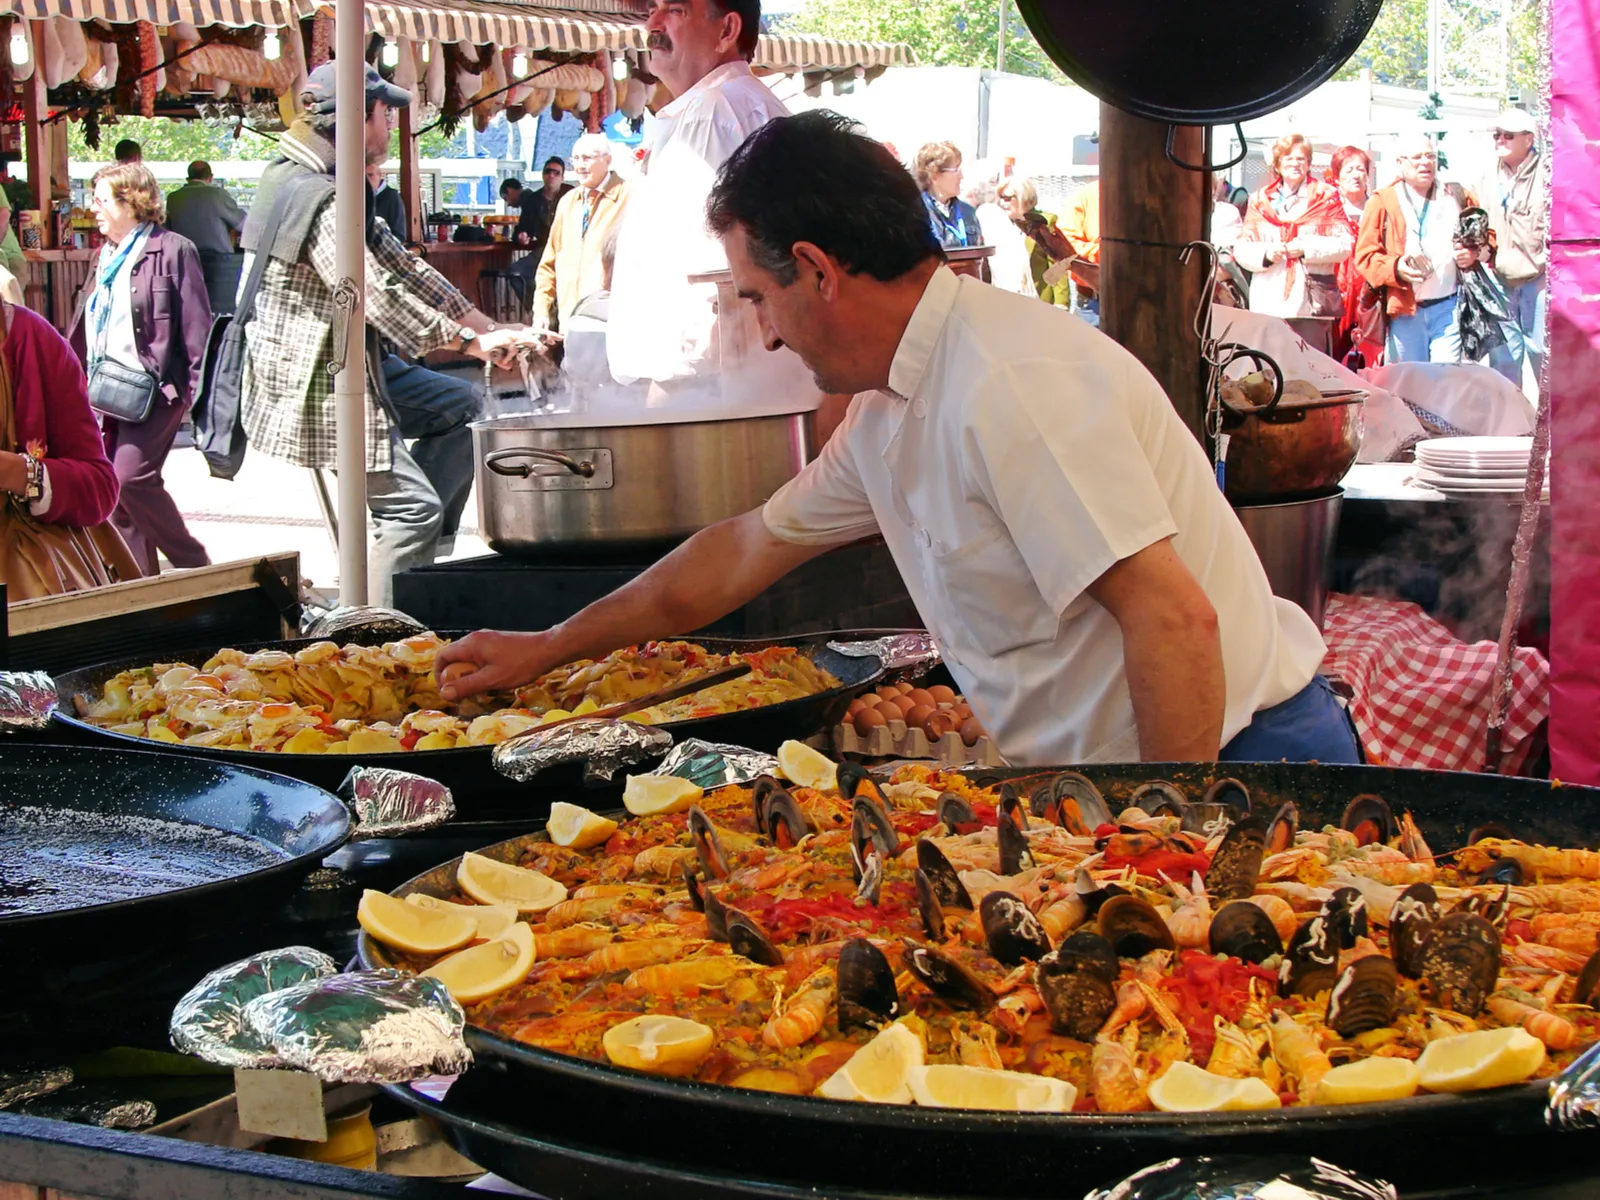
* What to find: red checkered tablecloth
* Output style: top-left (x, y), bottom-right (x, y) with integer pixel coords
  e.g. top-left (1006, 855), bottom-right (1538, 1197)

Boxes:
top-left (1321, 593), bottom-right (1549, 772)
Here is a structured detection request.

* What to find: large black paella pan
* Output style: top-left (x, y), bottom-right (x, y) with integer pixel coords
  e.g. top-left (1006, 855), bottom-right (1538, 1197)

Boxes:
top-left (48, 631), bottom-right (883, 821)
top-left (362, 762), bottom-right (1600, 1200)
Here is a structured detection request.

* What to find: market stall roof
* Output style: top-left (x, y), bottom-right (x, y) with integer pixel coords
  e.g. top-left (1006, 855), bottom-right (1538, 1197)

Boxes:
top-left (0, 0), bottom-right (299, 26)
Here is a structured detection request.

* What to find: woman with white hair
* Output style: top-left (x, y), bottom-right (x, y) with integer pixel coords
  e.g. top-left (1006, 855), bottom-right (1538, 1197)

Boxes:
top-left (963, 160), bottom-right (1032, 295)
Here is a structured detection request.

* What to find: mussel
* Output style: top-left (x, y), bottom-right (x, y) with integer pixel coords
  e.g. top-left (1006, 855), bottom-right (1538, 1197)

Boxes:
top-left (688, 806), bottom-right (730, 880)
top-left (1128, 781), bottom-right (1188, 823)
top-left (1466, 821), bottom-right (1515, 846)
top-left (980, 891), bottom-right (1051, 965)
top-left (998, 815), bottom-right (1035, 876)
top-left (1326, 956), bottom-right (1399, 1037)
top-left (998, 782), bottom-right (1029, 826)
top-left (1208, 899), bottom-right (1284, 964)
top-left (915, 869), bottom-right (947, 941)
top-left (701, 885), bottom-right (730, 942)
top-left (1320, 887), bottom-right (1370, 951)
top-left (1037, 943), bottom-right (1118, 1039)
top-left (1202, 777), bottom-right (1251, 813)
top-left (837, 938), bottom-right (900, 1031)
top-left (1279, 916), bottom-right (1339, 997)
top-left (837, 762), bottom-right (886, 803)
top-left (1097, 895), bottom-right (1176, 959)
top-left (904, 943), bottom-right (993, 1010)
top-left (1341, 794), bottom-right (1397, 847)
top-left (854, 847), bottom-right (884, 905)
top-left (1262, 801), bottom-right (1299, 856)
top-left (852, 796), bottom-right (900, 860)
top-left (1057, 930), bottom-right (1120, 982)
top-left (1475, 857), bottom-right (1524, 887)
top-left (1074, 861), bottom-right (1127, 918)
top-left (1577, 950), bottom-right (1600, 1009)
top-left (1388, 882), bottom-right (1440, 979)
top-left (752, 776), bottom-right (811, 848)
top-left (1419, 911), bottom-right (1501, 1016)
top-left (936, 791), bottom-right (978, 832)
top-left (726, 907), bottom-right (784, 966)
top-left (1459, 883), bottom-right (1513, 929)
top-left (916, 839), bottom-right (974, 909)
top-left (1204, 812), bottom-right (1268, 901)
top-left (681, 863), bottom-right (706, 912)
top-left (1033, 771), bottom-right (1113, 836)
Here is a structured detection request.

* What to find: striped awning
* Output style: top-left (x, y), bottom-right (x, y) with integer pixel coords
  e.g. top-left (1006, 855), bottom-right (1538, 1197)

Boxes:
top-left (325, 0), bottom-right (645, 52)
top-left (754, 31), bottom-right (915, 71)
top-left (0, 0), bottom-right (300, 26)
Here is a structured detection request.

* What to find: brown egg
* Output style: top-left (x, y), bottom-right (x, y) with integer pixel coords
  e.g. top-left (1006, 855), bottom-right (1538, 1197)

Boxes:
top-left (927, 684), bottom-right (956, 704)
top-left (895, 681), bottom-right (916, 695)
top-left (924, 711), bottom-right (958, 741)
top-left (879, 697), bottom-right (910, 721)
top-left (876, 686), bottom-right (901, 702)
top-left (858, 692), bottom-right (883, 709)
top-left (904, 704), bottom-right (936, 731)
top-left (846, 699), bottom-right (864, 718)
top-left (854, 707), bottom-right (888, 736)
top-left (951, 703), bottom-right (973, 722)
top-left (906, 688), bottom-right (936, 708)
top-left (959, 716), bottom-right (985, 746)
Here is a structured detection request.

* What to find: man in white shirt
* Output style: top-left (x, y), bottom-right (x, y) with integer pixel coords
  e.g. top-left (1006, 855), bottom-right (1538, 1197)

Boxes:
top-left (605, 0), bottom-right (792, 390)
top-left (439, 113), bottom-right (1351, 766)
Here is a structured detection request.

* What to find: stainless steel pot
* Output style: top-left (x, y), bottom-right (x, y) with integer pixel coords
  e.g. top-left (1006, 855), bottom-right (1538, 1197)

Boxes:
top-left (472, 405), bottom-right (818, 554)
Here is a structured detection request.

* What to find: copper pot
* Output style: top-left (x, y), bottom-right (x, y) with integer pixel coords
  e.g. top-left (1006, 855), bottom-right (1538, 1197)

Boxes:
top-left (1216, 350), bottom-right (1365, 504)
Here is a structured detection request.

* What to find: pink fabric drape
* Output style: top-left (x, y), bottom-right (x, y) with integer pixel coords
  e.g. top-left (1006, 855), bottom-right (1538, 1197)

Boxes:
top-left (1548, 0), bottom-right (1600, 781)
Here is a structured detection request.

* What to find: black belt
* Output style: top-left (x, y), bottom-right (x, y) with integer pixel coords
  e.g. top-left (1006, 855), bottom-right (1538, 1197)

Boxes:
top-left (1416, 294), bottom-right (1454, 308)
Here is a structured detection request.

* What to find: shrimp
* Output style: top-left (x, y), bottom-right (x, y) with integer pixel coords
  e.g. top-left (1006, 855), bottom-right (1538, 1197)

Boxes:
top-left (631, 845), bottom-right (696, 878)
top-left (762, 968), bottom-right (836, 1049)
top-left (954, 1022), bottom-right (1004, 1070)
top-left (544, 895), bottom-right (626, 929)
top-left (1091, 1026), bottom-right (1152, 1112)
top-left (1247, 894), bottom-right (1300, 945)
top-left (1508, 884), bottom-right (1600, 914)
top-left (1100, 978), bottom-right (1149, 1037)
top-left (1458, 839), bottom-right (1600, 882)
top-left (993, 985), bottom-right (1045, 1037)
top-left (570, 884), bottom-right (660, 900)
top-left (728, 855), bottom-right (811, 891)
top-left (1508, 942), bottom-right (1591, 973)
top-left (1338, 846), bottom-right (1437, 885)
top-left (1397, 811), bottom-right (1435, 864)
top-left (1269, 1011), bottom-right (1332, 1102)
top-left (1161, 872), bottom-right (1213, 949)
top-left (783, 942), bottom-right (846, 987)
top-left (1486, 994), bottom-right (1579, 1050)
top-left (1536, 927), bottom-right (1600, 956)
top-left (583, 937), bottom-right (702, 975)
top-left (1036, 888), bottom-right (1089, 943)
top-left (627, 954), bottom-right (756, 994)
top-left (532, 924), bottom-right (614, 959)
top-left (1209, 1015), bottom-right (1269, 1080)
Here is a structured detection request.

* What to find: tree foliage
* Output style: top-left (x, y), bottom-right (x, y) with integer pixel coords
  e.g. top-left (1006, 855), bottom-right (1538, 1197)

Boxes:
top-left (66, 114), bottom-right (281, 163)
top-left (1335, 0), bottom-right (1544, 104)
top-left (785, 0), bottom-right (1065, 82)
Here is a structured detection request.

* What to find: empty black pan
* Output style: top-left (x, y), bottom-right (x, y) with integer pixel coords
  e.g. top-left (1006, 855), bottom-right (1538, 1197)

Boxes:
top-left (0, 743), bottom-right (350, 1049)
top-left (1015, 1), bottom-right (1384, 129)
top-left (48, 632), bottom-right (884, 823)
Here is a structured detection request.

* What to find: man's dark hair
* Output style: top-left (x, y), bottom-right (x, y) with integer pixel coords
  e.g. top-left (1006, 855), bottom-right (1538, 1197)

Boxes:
top-left (707, 0), bottom-right (761, 59)
top-left (114, 139), bottom-right (142, 163)
top-left (543, 156), bottom-right (566, 172)
top-left (706, 110), bottom-right (941, 285)
top-left (500, 178), bottom-right (523, 198)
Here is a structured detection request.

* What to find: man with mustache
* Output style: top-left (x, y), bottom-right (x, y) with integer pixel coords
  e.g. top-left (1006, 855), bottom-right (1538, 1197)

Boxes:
top-left (606, 0), bottom-right (793, 392)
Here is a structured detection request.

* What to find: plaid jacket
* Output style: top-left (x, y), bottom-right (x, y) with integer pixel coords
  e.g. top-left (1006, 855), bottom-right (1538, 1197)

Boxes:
top-left (240, 129), bottom-right (471, 471)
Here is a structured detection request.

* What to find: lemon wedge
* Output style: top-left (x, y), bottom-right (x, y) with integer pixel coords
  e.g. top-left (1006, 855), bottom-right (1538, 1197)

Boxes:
top-left (422, 921), bottom-right (535, 1003)
top-left (1417, 1025), bottom-right (1546, 1093)
top-left (357, 888), bottom-right (478, 955)
top-left (1313, 1056), bottom-right (1421, 1105)
top-left (602, 1015), bottom-right (715, 1077)
top-left (622, 774), bottom-right (703, 817)
top-left (546, 801), bottom-right (620, 850)
top-left (906, 1064), bottom-right (1076, 1112)
top-left (404, 894), bottom-right (519, 940)
top-left (457, 851), bottom-right (568, 913)
top-left (816, 1022), bottom-right (924, 1104)
top-left (1148, 1062), bottom-right (1282, 1112)
top-left (776, 740), bottom-right (839, 792)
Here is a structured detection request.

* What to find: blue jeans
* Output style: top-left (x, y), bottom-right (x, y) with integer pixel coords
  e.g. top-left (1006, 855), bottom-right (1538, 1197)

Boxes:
top-left (1220, 675), bottom-right (1363, 764)
top-left (1486, 272), bottom-right (1546, 386)
top-left (1386, 295), bottom-right (1461, 364)
top-left (382, 355), bottom-right (480, 541)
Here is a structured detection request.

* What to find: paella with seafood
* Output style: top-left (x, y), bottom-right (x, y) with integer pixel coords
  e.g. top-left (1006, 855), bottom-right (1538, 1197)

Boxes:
top-left (361, 751), bottom-right (1600, 1113)
top-left (75, 637), bottom-right (840, 754)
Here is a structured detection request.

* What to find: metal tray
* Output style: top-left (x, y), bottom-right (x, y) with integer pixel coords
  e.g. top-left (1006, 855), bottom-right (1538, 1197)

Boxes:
top-left (48, 632), bottom-right (884, 822)
top-left (362, 761), bottom-right (1600, 1198)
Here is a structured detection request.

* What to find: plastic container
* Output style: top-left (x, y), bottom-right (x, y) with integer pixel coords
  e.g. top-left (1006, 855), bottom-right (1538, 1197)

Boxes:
top-left (271, 1104), bottom-right (378, 1171)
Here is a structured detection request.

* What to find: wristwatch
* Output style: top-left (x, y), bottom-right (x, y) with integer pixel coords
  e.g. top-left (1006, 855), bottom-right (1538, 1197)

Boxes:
top-left (457, 327), bottom-right (478, 351)
top-left (22, 453), bottom-right (43, 503)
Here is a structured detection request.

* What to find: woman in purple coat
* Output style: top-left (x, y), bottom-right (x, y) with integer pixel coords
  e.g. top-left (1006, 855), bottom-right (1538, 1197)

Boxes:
top-left (68, 162), bottom-right (211, 575)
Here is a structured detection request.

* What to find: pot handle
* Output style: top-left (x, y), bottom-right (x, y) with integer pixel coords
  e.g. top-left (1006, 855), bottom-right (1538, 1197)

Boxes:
top-left (1214, 344), bottom-right (1285, 417)
top-left (1165, 123), bottom-right (1249, 173)
top-left (485, 446), bottom-right (597, 479)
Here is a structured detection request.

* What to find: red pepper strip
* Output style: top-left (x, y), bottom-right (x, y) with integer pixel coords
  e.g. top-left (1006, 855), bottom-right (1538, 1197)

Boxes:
top-left (1506, 919), bottom-right (1534, 944)
top-left (1099, 849), bottom-right (1212, 879)
top-left (400, 730), bottom-right (422, 751)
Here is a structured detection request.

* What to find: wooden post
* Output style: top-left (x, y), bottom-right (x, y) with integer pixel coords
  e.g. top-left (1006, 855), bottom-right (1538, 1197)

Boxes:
top-left (1098, 103), bottom-right (1207, 441)
top-left (398, 102), bottom-right (423, 242)
top-left (23, 20), bottom-right (48, 230)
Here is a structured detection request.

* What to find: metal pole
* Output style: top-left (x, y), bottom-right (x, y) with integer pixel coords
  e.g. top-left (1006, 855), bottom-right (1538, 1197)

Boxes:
top-left (1426, 0), bottom-right (1442, 95)
top-left (996, 0), bottom-right (1007, 74)
top-left (333, 0), bottom-right (369, 604)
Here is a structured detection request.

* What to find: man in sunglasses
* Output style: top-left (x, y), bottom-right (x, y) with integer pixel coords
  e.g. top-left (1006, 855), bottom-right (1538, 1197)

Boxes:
top-left (1460, 108), bottom-right (1547, 388)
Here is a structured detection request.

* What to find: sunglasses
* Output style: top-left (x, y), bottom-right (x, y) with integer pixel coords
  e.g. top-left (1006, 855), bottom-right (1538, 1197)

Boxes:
top-left (1491, 131), bottom-right (1524, 141)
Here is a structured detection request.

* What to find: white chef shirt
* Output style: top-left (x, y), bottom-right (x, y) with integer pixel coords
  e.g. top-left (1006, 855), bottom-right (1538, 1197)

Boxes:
top-left (762, 267), bottom-right (1327, 765)
top-left (607, 61), bottom-right (787, 385)
top-left (1400, 182), bottom-right (1461, 302)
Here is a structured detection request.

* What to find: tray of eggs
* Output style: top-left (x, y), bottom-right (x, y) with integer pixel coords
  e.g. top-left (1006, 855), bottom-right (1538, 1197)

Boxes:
top-left (834, 682), bottom-right (1003, 766)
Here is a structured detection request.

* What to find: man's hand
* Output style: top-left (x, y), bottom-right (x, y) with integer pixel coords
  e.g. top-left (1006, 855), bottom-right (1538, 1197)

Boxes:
top-left (1395, 259), bottom-right (1428, 285)
top-left (0, 450), bottom-right (27, 497)
top-left (436, 630), bottom-right (563, 700)
top-left (461, 327), bottom-right (543, 365)
top-left (1453, 246), bottom-right (1479, 270)
top-left (1282, 241), bottom-right (1305, 260)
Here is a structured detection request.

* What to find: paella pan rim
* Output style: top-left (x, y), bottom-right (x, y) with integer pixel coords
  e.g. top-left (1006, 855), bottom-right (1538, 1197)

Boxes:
top-left (0, 742), bottom-right (352, 933)
top-left (356, 756), bottom-right (1600, 1134)
top-left (47, 630), bottom-right (886, 772)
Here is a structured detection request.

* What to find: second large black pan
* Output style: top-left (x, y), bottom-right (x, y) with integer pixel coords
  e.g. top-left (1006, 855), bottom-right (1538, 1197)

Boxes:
top-left (48, 632), bottom-right (883, 822)
top-left (365, 762), bottom-right (1600, 1200)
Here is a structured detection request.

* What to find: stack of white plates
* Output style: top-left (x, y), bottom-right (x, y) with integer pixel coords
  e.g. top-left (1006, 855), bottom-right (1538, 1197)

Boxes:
top-left (1413, 436), bottom-right (1543, 495)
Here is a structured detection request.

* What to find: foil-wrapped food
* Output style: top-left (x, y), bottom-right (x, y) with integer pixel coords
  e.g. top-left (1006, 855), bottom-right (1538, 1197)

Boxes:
top-left (0, 671), bottom-right (56, 731)
top-left (170, 946), bottom-right (338, 1069)
top-left (339, 766), bottom-right (456, 839)
top-left (493, 717), bottom-right (672, 783)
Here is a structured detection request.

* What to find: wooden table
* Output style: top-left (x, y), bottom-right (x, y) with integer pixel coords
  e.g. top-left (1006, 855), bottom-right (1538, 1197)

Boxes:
top-left (20, 248), bottom-right (93, 334)
top-left (417, 241), bottom-right (529, 316)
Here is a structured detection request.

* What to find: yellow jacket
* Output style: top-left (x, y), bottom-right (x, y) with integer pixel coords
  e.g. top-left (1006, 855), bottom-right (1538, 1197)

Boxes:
top-left (534, 172), bottom-right (629, 330)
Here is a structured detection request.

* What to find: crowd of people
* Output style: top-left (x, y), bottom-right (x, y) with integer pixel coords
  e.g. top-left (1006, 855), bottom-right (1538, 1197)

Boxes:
top-left (1211, 114), bottom-right (1548, 382)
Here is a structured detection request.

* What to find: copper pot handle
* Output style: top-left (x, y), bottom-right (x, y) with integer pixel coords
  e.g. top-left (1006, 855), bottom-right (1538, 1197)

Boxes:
top-left (1215, 344), bottom-right (1285, 417)
top-left (485, 447), bottom-right (597, 479)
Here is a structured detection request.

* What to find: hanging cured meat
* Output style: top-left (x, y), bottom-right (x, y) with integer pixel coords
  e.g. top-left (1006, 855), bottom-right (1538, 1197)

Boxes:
top-left (187, 43), bottom-right (297, 93)
top-left (587, 51), bottom-right (614, 134)
top-left (308, 15), bottom-right (332, 69)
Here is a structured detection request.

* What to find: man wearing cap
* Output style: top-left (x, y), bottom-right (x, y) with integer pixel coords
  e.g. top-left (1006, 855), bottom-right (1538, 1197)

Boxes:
top-left (238, 60), bottom-right (535, 604)
top-left (166, 160), bottom-right (247, 314)
top-left (1462, 109), bottom-right (1547, 388)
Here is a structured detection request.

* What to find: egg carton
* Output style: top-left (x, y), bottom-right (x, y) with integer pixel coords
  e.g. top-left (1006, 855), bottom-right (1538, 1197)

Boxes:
top-left (821, 720), bottom-right (1006, 767)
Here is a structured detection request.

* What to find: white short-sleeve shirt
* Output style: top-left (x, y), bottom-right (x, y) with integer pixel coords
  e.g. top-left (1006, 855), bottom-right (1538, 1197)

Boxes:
top-left (763, 266), bottom-right (1327, 765)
